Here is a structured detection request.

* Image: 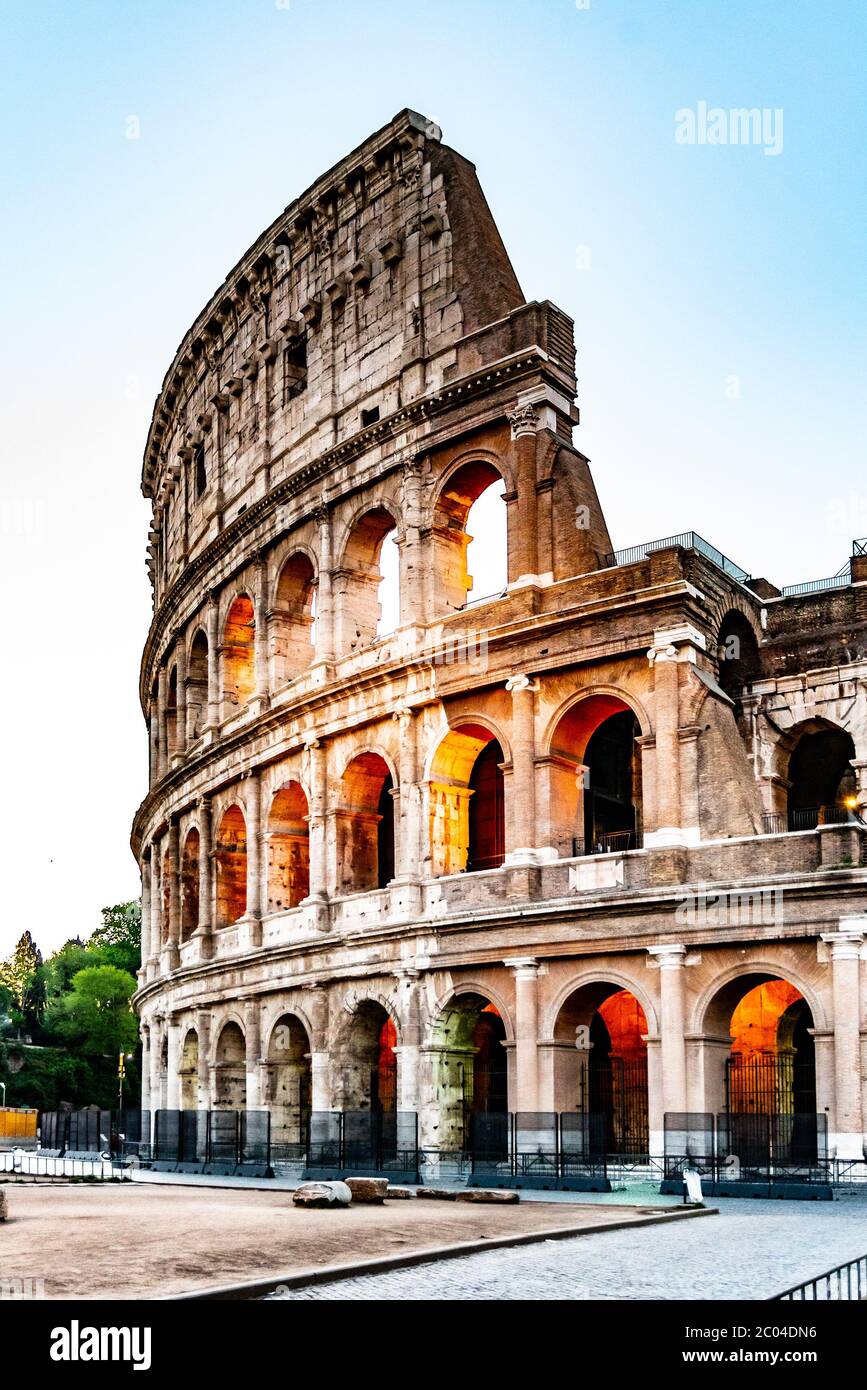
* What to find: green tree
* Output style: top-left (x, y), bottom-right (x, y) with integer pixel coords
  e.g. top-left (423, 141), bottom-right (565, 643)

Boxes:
top-left (89, 901), bottom-right (141, 976)
top-left (47, 965), bottom-right (139, 1057)
top-left (40, 939), bottom-right (104, 1009)
top-left (0, 931), bottom-right (45, 1029)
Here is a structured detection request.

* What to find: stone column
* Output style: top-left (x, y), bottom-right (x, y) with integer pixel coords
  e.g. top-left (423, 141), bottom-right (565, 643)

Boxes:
top-left (648, 945), bottom-right (688, 1133)
top-left (162, 817), bottom-right (180, 973)
top-left (392, 705), bottom-right (420, 883)
top-left (646, 643), bottom-right (681, 845)
top-left (304, 737), bottom-right (329, 927)
top-left (140, 1024), bottom-right (151, 1115)
top-left (139, 851), bottom-right (152, 982)
top-left (394, 971), bottom-right (422, 1112)
top-left (305, 987), bottom-right (331, 1112)
top-left (505, 674), bottom-right (538, 862)
top-left (196, 796), bottom-right (213, 958)
top-left (252, 554), bottom-right (270, 713)
top-left (206, 591), bottom-right (220, 732)
top-left (822, 922), bottom-right (866, 1158)
top-left (173, 636), bottom-right (187, 762)
top-left (165, 1015), bottom-right (182, 1111)
top-left (507, 404), bottom-right (539, 585)
top-left (156, 663), bottom-right (168, 779)
top-left (314, 507), bottom-right (335, 664)
top-left (244, 999), bottom-right (263, 1109)
top-left (150, 1015), bottom-right (165, 1115)
top-left (243, 771), bottom-right (263, 949)
top-left (399, 458), bottom-right (425, 624)
top-left (507, 958), bottom-right (540, 1113)
top-left (148, 699), bottom-right (159, 786)
top-left (196, 1011), bottom-right (212, 1110)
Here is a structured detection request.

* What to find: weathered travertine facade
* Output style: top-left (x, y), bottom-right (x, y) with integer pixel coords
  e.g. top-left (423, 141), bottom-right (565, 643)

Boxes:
top-left (132, 111), bottom-right (867, 1160)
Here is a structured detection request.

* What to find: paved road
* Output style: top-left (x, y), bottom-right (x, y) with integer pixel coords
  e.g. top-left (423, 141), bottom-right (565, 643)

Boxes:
top-left (268, 1196), bottom-right (867, 1300)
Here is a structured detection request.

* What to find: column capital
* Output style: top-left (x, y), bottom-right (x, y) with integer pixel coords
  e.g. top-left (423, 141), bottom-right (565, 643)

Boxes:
top-left (313, 504), bottom-right (330, 527)
top-left (507, 402), bottom-right (538, 439)
top-left (505, 673), bottom-right (538, 694)
top-left (647, 643), bottom-right (677, 666)
top-left (648, 944), bottom-right (687, 968)
top-left (822, 926), bottom-right (865, 956)
top-left (392, 702), bottom-right (415, 725)
top-left (504, 955), bottom-right (539, 977)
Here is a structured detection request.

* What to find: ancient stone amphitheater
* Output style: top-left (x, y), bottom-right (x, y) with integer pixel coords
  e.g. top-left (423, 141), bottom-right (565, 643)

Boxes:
top-left (132, 110), bottom-right (867, 1172)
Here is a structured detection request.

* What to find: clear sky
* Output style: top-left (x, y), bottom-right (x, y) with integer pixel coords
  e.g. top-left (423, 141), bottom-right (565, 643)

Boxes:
top-left (1, 0), bottom-right (865, 956)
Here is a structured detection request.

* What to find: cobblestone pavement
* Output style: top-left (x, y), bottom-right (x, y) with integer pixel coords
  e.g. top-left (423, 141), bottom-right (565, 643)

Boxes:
top-left (268, 1197), bottom-right (867, 1300)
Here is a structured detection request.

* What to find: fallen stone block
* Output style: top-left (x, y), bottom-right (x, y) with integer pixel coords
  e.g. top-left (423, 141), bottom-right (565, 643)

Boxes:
top-left (416, 1187), bottom-right (458, 1200)
top-left (385, 1186), bottom-right (416, 1199)
top-left (344, 1176), bottom-right (389, 1204)
top-left (292, 1180), bottom-right (352, 1209)
top-left (457, 1188), bottom-right (519, 1203)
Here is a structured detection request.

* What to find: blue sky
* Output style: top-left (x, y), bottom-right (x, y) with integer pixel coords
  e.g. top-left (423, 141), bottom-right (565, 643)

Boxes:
top-left (1, 0), bottom-right (865, 951)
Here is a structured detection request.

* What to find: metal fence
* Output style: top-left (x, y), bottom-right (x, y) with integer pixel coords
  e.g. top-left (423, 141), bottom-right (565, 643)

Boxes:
top-left (603, 531), bottom-right (751, 584)
top-left (305, 1110), bottom-right (419, 1180)
top-left (37, 1109), bottom-right (151, 1158)
top-left (663, 1112), bottom-right (832, 1195)
top-left (772, 1255), bottom-right (867, 1301)
top-left (467, 1112), bottom-right (610, 1189)
top-left (151, 1109), bottom-right (271, 1174)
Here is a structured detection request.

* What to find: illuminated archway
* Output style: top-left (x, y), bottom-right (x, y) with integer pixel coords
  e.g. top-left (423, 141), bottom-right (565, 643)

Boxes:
top-left (222, 595), bottom-right (255, 714)
top-left (554, 983), bottom-right (649, 1155)
top-left (786, 723), bottom-right (856, 830)
top-left (429, 994), bottom-right (508, 1150)
top-left (432, 460), bottom-right (507, 611)
top-left (272, 553), bottom-right (316, 685)
top-left (334, 1001), bottom-right (397, 1112)
top-left (267, 782), bottom-right (310, 911)
top-left (266, 1014), bottom-right (311, 1155)
top-left (213, 1020), bottom-right (246, 1110)
top-left (215, 805), bottom-right (247, 926)
top-left (428, 723), bottom-right (505, 876)
top-left (338, 753), bottom-right (395, 893)
top-left (180, 828), bottom-right (200, 940)
top-left (547, 694), bottom-right (642, 856)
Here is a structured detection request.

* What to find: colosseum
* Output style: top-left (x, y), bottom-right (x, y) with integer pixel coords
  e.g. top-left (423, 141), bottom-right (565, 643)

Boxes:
top-left (132, 109), bottom-right (867, 1183)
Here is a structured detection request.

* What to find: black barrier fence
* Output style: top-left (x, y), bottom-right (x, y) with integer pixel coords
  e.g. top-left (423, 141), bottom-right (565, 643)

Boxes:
top-left (305, 1110), bottom-right (419, 1180)
top-left (663, 1112), bottom-right (831, 1194)
top-left (151, 1109), bottom-right (271, 1174)
top-left (468, 1112), bottom-right (609, 1188)
top-left (37, 1109), bottom-right (151, 1158)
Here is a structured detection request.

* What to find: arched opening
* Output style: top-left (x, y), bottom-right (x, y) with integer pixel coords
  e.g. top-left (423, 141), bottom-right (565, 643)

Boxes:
top-left (554, 983), bottom-right (649, 1155)
top-left (266, 1014), bottom-right (311, 1157)
top-left (717, 610), bottom-right (762, 706)
top-left (428, 723), bottom-right (505, 876)
top-left (337, 507), bottom-right (400, 650)
top-left (335, 1001), bottom-right (398, 1113)
top-left (272, 553), bottom-right (316, 686)
top-left (214, 1020), bottom-right (246, 1110)
top-left (179, 1029), bottom-right (198, 1110)
top-left (215, 805), bottom-right (247, 926)
top-left (166, 666), bottom-right (178, 759)
top-left (705, 974), bottom-right (819, 1165)
top-left (150, 678), bottom-right (159, 781)
top-left (180, 829), bottom-right (200, 940)
top-left (338, 753), bottom-right (395, 893)
top-left (548, 695), bottom-right (642, 856)
top-left (222, 595), bottom-right (256, 715)
top-left (430, 994), bottom-right (508, 1151)
top-left (161, 848), bottom-right (171, 945)
top-left (187, 630), bottom-right (209, 740)
top-left (432, 460), bottom-right (507, 611)
top-left (267, 782), bottom-right (310, 911)
top-left (786, 724), bottom-right (857, 830)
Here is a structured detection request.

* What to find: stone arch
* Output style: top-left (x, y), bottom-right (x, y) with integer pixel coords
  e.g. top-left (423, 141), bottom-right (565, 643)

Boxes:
top-left (270, 550), bottom-right (316, 686)
top-left (544, 689), bottom-right (648, 857)
top-left (222, 592), bottom-right (256, 714)
top-left (334, 502), bottom-right (401, 651)
top-left (332, 996), bottom-right (399, 1112)
top-left (427, 990), bottom-right (510, 1150)
top-left (215, 804), bottom-right (247, 926)
top-left (427, 720), bottom-right (509, 876)
top-left (265, 1012), bottom-right (312, 1153)
top-left (166, 664), bottom-right (179, 759)
top-left (692, 961), bottom-right (826, 1037)
top-left (543, 969), bottom-right (659, 1040)
top-left (430, 454), bottom-right (510, 612)
top-left (716, 607), bottom-right (763, 705)
top-left (337, 751), bottom-right (396, 893)
top-left (213, 1018), bottom-right (246, 1109)
top-left (179, 1028), bottom-right (198, 1109)
top-left (180, 828), bottom-right (200, 940)
top-left (783, 718), bottom-right (857, 829)
top-left (186, 627), bottom-right (209, 740)
top-left (267, 781), bottom-right (310, 911)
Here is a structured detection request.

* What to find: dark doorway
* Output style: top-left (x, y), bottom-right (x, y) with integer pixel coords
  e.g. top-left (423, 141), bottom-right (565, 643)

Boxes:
top-left (467, 739), bottom-right (505, 870)
top-left (376, 773), bottom-right (395, 887)
top-left (583, 709), bottom-right (640, 852)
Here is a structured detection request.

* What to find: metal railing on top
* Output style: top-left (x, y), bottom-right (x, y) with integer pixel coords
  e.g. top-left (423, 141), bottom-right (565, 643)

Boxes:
top-left (761, 805), bottom-right (860, 835)
top-left (602, 531), bottom-right (750, 584)
top-left (573, 829), bottom-right (641, 856)
top-left (771, 1254), bottom-right (867, 1301)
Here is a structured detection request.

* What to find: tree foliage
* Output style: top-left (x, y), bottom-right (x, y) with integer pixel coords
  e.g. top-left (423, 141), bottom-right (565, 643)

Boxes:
top-left (47, 965), bottom-right (139, 1057)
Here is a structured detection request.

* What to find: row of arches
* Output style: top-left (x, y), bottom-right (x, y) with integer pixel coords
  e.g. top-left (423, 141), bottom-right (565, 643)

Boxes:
top-left (172, 969), bottom-right (819, 1158)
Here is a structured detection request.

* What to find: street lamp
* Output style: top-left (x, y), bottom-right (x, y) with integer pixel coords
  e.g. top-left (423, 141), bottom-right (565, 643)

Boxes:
top-left (0, 1081), bottom-right (6, 1108)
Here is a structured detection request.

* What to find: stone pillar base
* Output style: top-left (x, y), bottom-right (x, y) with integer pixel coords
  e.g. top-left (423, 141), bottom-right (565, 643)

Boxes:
top-left (237, 915), bottom-right (263, 951)
top-left (300, 896), bottom-right (331, 932)
top-left (160, 944), bottom-right (179, 975)
top-left (831, 1132), bottom-right (865, 1161)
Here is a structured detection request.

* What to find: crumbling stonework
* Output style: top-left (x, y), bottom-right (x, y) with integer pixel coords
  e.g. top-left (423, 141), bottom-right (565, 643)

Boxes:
top-left (132, 111), bottom-right (867, 1160)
